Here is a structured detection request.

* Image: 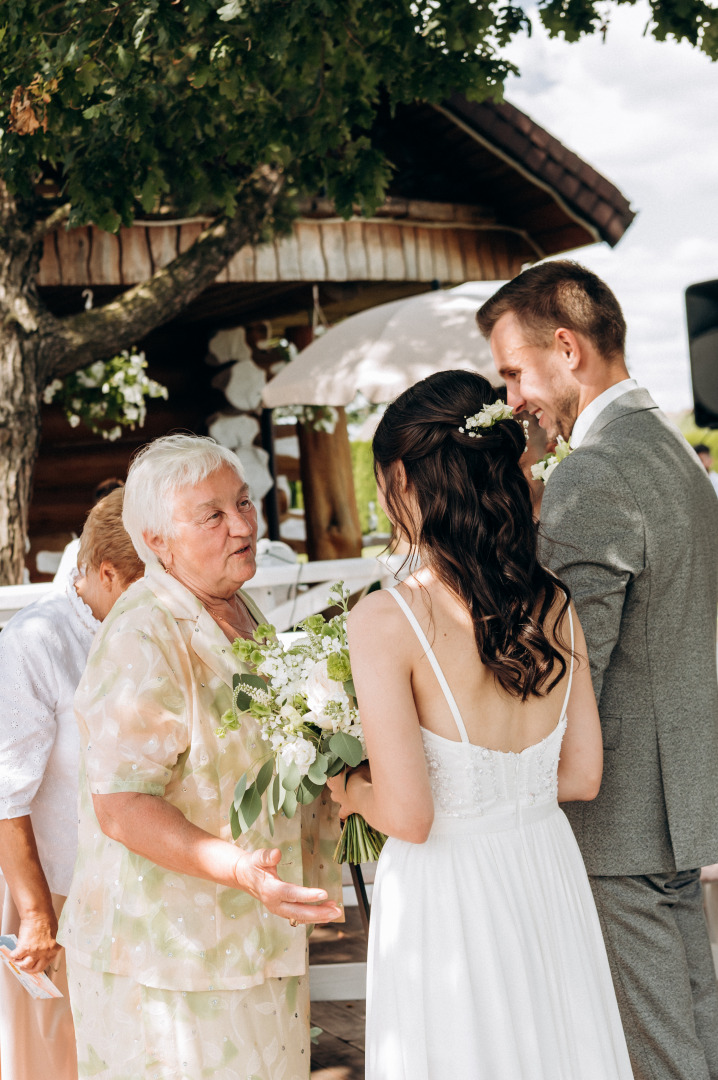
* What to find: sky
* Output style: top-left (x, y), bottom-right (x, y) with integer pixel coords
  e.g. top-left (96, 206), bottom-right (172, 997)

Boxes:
top-left (501, 1), bottom-right (718, 413)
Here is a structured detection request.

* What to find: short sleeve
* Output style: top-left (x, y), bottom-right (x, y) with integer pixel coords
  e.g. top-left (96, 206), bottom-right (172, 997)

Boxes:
top-left (76, 606), bottom-right (190, 797)
top-left (0, 611), bottom-right (60, 820)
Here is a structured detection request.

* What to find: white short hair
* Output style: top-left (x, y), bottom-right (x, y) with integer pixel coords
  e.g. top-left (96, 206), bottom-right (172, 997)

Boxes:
top-left (123, 434), bottom-right (245, 566)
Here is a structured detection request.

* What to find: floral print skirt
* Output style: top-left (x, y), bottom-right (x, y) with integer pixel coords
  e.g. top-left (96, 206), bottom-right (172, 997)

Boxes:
top-left (65, 952), bottom-right (310, 1080)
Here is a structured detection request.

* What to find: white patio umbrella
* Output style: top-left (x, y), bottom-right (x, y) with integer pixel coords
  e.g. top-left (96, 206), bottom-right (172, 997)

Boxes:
top-left (262, 281), bottom-right (506, 407)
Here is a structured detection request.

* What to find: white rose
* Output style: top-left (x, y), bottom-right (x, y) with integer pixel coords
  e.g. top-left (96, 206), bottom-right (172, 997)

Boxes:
top-left (304, 709), bottom-right (335, 731)
top-left (305, 659), bottom-right (349, 715)
top-left (280, 738), bottom-right (317, 776)
top-left (542, 458), bottom-right (560, 482)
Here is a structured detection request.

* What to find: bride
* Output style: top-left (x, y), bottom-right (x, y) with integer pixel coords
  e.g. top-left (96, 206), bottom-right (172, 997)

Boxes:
top-left (327, 370), bottom-right (634, 1079)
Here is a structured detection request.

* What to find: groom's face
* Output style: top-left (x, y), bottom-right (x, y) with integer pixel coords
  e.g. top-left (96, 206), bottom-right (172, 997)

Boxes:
top-left (489, 312), bottom-right (579, 444)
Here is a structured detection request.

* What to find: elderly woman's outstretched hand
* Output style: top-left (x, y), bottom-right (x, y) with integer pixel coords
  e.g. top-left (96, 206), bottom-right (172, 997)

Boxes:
top-left (235, 848), bottom-right (342, 926)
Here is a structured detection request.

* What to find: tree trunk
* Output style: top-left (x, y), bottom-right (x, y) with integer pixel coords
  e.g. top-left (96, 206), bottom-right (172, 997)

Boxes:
top-left (0, 184), bottom-right (55, 583)
top-left (0, 171), bottom-right (286, 583)
top-left (297, 407), bottom-right (363, 561)
top-left (0, 328), bottom-right (42, 583)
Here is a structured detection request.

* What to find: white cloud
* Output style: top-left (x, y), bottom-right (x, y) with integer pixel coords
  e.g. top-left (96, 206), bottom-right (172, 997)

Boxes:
top-left (502, 1), bottom-right (718, 411)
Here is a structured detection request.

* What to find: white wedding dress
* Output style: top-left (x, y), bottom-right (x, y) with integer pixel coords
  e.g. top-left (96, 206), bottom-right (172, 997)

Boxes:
top-left (365, 588), bottom-right (634, 1080)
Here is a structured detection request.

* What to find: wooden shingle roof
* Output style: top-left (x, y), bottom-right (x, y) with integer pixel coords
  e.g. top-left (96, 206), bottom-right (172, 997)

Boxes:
top-left (440, 95), bottom-right (635, 250)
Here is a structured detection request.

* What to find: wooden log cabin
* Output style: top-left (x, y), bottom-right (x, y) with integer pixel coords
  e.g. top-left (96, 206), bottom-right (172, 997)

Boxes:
top-left (29, 95), bottom-right (635, 577)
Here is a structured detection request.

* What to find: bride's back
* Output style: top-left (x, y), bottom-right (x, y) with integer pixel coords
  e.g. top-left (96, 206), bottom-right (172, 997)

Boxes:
top-left (372, 369), bottom-right (573, 749)
top-left (395, 575), bottom-right (572, 753)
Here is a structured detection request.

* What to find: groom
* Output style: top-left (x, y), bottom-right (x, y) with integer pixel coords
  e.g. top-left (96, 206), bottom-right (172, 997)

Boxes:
top-left (478, 261), bottom-right (718, 1080)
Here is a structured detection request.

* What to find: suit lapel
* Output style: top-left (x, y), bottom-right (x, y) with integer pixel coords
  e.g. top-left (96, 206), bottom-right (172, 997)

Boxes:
top-left (580, 388), bottom-right (659, 447)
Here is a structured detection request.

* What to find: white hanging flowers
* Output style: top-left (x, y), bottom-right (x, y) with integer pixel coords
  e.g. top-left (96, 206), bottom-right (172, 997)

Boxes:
top-left (42, 350), bottom-right (168, 441)
top-left (531, 436), bottom-right (573, 484)
top-left (458, 400), bottom-right (515, 437)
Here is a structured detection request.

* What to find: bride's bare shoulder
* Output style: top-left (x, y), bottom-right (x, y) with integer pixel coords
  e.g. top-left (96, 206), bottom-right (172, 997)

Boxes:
top-left (347, 586), bottom-right (408, 636)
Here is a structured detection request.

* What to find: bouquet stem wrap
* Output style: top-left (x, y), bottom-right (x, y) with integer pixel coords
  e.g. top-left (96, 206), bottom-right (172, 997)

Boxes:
top-left (334, 813), bottom-right (386, 864)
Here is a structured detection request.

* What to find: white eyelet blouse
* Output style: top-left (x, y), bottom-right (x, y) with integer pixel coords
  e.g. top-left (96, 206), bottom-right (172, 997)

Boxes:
top-left (0, 568), bottom-right (100, 895)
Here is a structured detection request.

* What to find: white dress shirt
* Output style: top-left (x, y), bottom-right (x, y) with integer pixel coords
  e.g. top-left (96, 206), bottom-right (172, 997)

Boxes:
top-left (570, 378), bottom-right (638, 449)
top-left (0, 569), bottom-right (99, 894)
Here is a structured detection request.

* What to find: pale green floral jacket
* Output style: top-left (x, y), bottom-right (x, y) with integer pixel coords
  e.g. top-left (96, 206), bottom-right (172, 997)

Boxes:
top-left (58, 565), bottom-right (342, 992)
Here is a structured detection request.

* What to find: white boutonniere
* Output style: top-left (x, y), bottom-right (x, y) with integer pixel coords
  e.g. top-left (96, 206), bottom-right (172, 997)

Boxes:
top-left (531, 436), bottom-right (572, 484)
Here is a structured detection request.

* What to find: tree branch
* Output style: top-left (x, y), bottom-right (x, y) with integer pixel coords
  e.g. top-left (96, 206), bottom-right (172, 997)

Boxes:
top-left (46, 169), bottom-right (286, 380)
top-left (32, 203), bottom-right (71, 243)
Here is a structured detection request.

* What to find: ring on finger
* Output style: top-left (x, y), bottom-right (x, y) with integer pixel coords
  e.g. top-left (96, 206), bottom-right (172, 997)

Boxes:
top-left (289, 917), bottom-right (298, 927)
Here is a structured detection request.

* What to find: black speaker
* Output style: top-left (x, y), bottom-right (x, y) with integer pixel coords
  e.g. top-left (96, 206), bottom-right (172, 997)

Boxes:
top-left (686, 279), bottom-right (718, 428)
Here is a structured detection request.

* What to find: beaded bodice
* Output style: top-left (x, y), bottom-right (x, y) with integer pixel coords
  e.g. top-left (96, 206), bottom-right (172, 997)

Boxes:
top-left (386, 587), bottom-right (573, 827)
top-left (421, 717), bottom-right (567, 820)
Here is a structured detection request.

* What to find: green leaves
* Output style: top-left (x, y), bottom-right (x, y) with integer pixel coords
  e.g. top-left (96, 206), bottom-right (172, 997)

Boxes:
top-left (230, 757), bottom-right (277, 837)
top-left (234, 673), bottom-right (267, 712)
top-left (328, 731), bottom-right (363, 768)
top-left (255, 758), bottom-right (274, 796)
top-left (2, 0), bottom-right (709, 231)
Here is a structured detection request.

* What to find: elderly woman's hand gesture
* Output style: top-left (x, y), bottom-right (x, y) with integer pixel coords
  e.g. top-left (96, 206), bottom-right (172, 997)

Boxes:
top-left (237, 848), bottom-right (341, 925)
top-left (93, 772), bottom-right (342, 929)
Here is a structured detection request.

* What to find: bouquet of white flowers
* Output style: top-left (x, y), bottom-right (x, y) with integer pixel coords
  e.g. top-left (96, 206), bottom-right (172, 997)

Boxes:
top-left (217, 582), bottom-right (385, 863)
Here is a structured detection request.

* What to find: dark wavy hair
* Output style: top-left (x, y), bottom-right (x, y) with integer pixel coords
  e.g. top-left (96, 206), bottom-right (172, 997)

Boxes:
top-left (373, 370), bottom-right (571, 701)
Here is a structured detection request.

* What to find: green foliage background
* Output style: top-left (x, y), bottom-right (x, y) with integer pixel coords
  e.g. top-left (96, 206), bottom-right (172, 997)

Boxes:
top-left (1, 0), bottom-right (715, 234)
top-left (289, 441), bottom-right (391, 538)
top-left (351, 441), bottom-right (391, 537)
top-left (678, 413), bottom-right (718, 460)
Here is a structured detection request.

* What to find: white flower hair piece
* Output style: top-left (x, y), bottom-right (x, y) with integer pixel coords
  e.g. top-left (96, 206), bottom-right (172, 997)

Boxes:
top-left (458, 400), bottom-right (515, 438)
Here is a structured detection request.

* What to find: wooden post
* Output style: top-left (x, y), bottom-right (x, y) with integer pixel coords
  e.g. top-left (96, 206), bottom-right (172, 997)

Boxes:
top-left (259, 407), bottom-right (281, 542)
top-left (287, 326), bottom-right (363, 562)
top-left (296, 407), bottom-right (363, 560)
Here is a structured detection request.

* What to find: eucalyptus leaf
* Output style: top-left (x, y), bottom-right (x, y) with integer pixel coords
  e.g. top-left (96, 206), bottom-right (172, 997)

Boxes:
top-left (237, 783), bottom-right (262, 832)
top-left (297, 776), bottom-right (325, 804)
top-left (271, 773), bottom-right (285, 814)
top-left (307, 751), bottom-right (329, 786)
top-left (229, 801), bottom-right (241, 841)
top-left (255, 758), bottom-right (274, 796)
top-left (343, 677), bottom-right (357, 698)
top-left (280, 758), bottom-right (301, 791)
top-left (233, 773), bottom-right (248, 811)
top-left (283, 789), bottom-right (298, 818)
top-left (325, 756), bottom-right (346, 778)
top-left (328, 731), bottom-right (363, 768)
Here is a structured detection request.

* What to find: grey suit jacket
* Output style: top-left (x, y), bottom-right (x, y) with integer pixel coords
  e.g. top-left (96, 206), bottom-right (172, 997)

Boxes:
top-left (541, 388), bottom-right (718, 876)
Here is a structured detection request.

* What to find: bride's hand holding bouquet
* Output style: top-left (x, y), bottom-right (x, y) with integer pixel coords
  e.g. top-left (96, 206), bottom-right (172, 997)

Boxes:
top-left (217, 581), bottom-right (385, 863)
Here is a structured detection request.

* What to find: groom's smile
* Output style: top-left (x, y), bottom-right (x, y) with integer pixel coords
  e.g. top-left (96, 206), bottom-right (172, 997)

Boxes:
top-left (489, 311), bottom-right (579, 444)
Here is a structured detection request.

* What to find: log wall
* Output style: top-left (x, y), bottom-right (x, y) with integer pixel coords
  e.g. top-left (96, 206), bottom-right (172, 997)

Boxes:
top-left (37, 203), bottom-right (530, 289)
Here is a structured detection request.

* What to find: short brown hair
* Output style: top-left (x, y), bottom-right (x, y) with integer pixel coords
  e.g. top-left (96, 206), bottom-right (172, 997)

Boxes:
top-left (77, 487), bottom-right (144, 586)
top-left (476, 260), bottom-right (626, 360)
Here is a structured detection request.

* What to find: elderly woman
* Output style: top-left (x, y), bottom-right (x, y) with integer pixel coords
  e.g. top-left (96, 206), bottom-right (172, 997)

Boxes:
top-left (0, 487), bottom-right (144, 1080)
top-left (58, 434), bottom-right (342, 1080)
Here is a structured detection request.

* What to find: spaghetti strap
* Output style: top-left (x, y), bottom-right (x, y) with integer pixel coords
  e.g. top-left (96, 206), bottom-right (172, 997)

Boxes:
top-left (386, 587), bottom-right (471, 744)
top-left (559, 602), bottom-right (575, 723)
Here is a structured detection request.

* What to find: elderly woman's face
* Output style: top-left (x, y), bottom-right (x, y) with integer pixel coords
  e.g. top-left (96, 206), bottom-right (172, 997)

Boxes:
top-left (159, 465), bottom-right (258, 597)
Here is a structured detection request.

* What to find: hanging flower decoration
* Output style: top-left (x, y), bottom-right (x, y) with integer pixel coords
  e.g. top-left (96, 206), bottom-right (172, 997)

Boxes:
top-left (43, 350), bottom-right (168, 442)
top-left (276, 404), bottom-right (339, 434)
